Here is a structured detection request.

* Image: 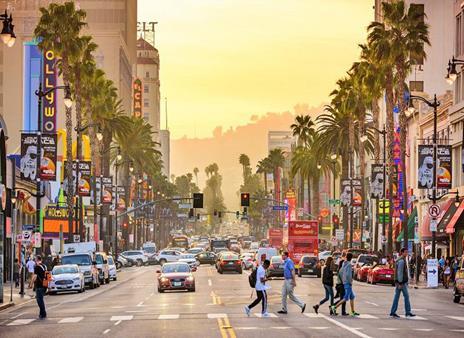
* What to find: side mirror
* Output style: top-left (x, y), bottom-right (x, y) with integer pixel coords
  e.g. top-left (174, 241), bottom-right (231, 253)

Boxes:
top-left (156, 270), bottom-right (161, 274)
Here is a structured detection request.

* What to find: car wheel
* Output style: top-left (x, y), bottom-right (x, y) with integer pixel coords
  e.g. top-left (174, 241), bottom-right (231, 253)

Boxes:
top-left (372, 279), bottom-right (376, 285)
top-left (189, 287), bottom-right (196, 292)
top-left (454, 295), bottom-right (461, 303)
top-left (159, 259), bottom-right (167, 266)
top-left (49, 291), bottom-right (56, 295)
top-left (113, 277), bottom-right (117, 281)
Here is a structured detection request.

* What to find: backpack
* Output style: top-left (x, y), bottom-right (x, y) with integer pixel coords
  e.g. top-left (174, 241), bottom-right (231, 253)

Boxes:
top-left (40, 264), bottom-right (52, 288)
top-left (248, 268), bottom-right (257, 288)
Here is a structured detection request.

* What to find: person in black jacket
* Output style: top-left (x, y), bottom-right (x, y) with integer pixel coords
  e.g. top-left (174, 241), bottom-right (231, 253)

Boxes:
top-left (313, 256), bottom-right (335, 314)
top-left (332, 258), bottom-right (348, 316)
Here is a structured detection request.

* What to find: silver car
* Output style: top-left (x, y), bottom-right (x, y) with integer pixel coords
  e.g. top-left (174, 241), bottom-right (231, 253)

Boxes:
top-left (108, 255), bottom-right (117, 281)
top-left (48, 264), bottom-right (85, 294)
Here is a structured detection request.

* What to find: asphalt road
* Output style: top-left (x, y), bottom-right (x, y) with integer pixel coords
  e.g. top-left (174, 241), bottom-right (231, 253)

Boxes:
top-left (0, 263), bottom-right (464, 338)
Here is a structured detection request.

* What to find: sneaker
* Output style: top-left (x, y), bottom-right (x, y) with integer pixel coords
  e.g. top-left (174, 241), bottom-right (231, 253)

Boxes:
top-left (277, 310), bottom-right (288, 314)
top-left (330, 305), bottom-right (336, 314)
top-left (405, 313), bottom-right (416, 318)
top-left (244, 306), bottom-right (251, 317)
top-left (301, 304), bottom-right (306, 313)
top-left (261, 312), bottom-right (271, 317)
top-left (390, 313), bottom-right (400, 319)
top-left (350, 311), bottom-right (360, 317)
top-left (313, 304), bottom-right (319, 314)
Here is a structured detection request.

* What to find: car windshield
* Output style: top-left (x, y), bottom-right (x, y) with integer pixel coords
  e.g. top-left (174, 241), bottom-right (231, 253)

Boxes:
top-left (62, 255), bottom-right (91, 266)
top-left (108, 257), bottom-right (114, 265)
top-left (53, 266), bottom-right (78, 274)
top-left (271, 257), bottom-right (283, 263)
top-left (162, 264), bottom-right (190, 273)
top-left (180, 254), bottom-right (195, 259)
top-left (358, 255), bottom-right (377, 264)
top-left (302, 256), bottom-right (317, 263)
top-left (143, 247), bottom-right (156, 254)
top-left (96, 255), bottom-right (104, 264)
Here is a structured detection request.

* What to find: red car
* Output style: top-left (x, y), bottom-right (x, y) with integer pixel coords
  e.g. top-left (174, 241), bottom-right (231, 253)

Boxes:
top-left (356, 264), bottom-right (372, 282)
top-left (353, 255), bottom-right (378, 281)
top-left (157, 262), bottom-right (195, 293)
top-left (367, 264), bottom-right (395, 285)
top-left (217, 253), bottom-right (242, 274)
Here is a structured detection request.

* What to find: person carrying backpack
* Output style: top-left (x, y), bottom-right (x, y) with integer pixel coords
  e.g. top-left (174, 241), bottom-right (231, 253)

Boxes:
top-left (245, 259), bottom-right (271, 317)
top-left (32, 255), bottom-right (49, 319)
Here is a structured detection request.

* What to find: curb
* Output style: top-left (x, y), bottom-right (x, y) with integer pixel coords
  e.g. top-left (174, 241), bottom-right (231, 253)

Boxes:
top-left (0, 302), bottom-right (14, 312)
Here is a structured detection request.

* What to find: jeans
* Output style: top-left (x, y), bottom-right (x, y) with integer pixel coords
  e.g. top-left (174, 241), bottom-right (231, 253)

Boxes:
top-left (390, 283), bottom-right (411, 315)
top-left (319, 284), bottom-right (334, 306)
top-left (281, 279), bottom-right (304, 311)
top-left (36, 287), bottom-right (47, 318)
top-left (248, 290), bottom-right (267, 314)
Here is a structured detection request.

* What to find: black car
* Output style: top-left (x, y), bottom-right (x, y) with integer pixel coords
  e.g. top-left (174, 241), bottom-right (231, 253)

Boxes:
top-left (298, 255), bottom-right (321, 278)
top-left (195, 251), bottom-right (217, 265)
top-left (267, 256), bottom-right (284, 278)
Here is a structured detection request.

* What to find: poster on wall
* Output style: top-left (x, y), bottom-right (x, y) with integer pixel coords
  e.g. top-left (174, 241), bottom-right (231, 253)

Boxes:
top-left (42, 50), bottom-right (57, 132)
top-left (77, 161), bottom-right (92, 196)
top-left (418, 145), bottom-right (434, 189)
top-left (40, 133), bottom-right (57, 181)
top-left (370, 164), bottom-right (384, 199)
top-left (437, 145), bottom-right (452, 189)
top-left (20, 133), bottom-right (39, 182)
top-left (340, 178), bottom-right (362, 206)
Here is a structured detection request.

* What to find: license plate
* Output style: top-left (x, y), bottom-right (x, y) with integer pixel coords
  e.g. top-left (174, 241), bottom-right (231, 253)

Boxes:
top-left (279, 265), bottom-right (284, 268)
top-left (307, 269), bottom-right (313, 272)
top-left (173, 282), bottom-right (181, 287)
top-left (228, 262), bottom-right (234, 265)
top-left (386, 274), bottom-right (391, 278)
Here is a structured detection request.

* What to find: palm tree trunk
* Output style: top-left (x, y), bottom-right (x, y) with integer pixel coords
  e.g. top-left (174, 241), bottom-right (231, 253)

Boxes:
top-left (348, 118), bottom-right (355, 248)
top-left (341, 156), bottom-right (348, 247)
top-left (312, 176), bottom-right (320, 223)
top-left (358, 112), bottom-right (366, 249)
top-left (307, 176), bottom-right (311, 215)
top-left (263, 172), bottom-right (267, 193)
top-left (385, 71), bottom-right (395, 255)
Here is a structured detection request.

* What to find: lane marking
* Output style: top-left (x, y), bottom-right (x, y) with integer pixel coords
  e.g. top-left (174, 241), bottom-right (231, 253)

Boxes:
top-left (114, 320), bottom-right (122, 326)
top-left (319, 314), bottom-right (372, 338)
top-left (414, 329), bottom-right (433, 331)
top-left (222, 316), bottom-right (237, 338)
top-left (150, 292), bottom-right (154, 296)
top-left (358, 314), bottom-right (378, 319)
top-left (399, 315), bottom-right (426, 320)
top-left (304, 313), bottom-right (320, 318)
top-left (311, 327), bottom-right (329, 330)
top-left (58, 317), bottom-right (84, 324)
top-left (158, 314), bottom-right (180, 320)
top-left (271, 326), bottom-right (292, 329)
top-left (208, 313), bottom-right (227, 319)
top-left (217, 318), bottom-right (228, 338)
top-left (7, 318), bottom-right (35, 326)
top-left (208, 279), bottom-right (212, 287)
top-left (379, 328), bottom-right (399, 331)
top-left (450, 329), bottom-right (464, 332)
top-left (103, 329), bottom-right (111, 335)
top-left (10, 312), bottom-right (26, 319)
top-left (126, 310), bottom-right (147, 313)
top-left (447, 316), bottom-right (464, 321)
top-left (254, 313), bottom-right (278, 318)
top-left (110, 315), bottom-right (133, 321)
top-left (364, 301), bottom-right (379, 307)
top-left (137, 301), bottom-right (144, 307)
top-left (235, 327), bottom-right (258, 330)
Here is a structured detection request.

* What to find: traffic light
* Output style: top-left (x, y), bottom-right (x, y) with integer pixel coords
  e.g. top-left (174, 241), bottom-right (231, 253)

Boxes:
top-left (240, 192), bottom-right (250, 207)
top-left (236, 211), bottom-right (240, 219)
top-left (123, 222), bottom-right (128, 228)
top-left (332, 213), bottom-right (340, 226)
top-left (193, 193), bottom-right (203, 208)
top-left (188, 208), bottom-right (194, 218)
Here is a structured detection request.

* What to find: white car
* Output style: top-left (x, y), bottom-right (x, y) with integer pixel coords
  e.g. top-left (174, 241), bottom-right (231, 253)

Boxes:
top-left (107, 255), bottom-right (117, 281)
top-left (187, 247), bottom-right (204, 255)
top-left (156, 249), bottom-right (183, 265)
top-left (48, 264), bottom-right (85, 294)
top-left (179, 254), bottom-right (198, 269)
top-left (318, 251), bottom-right (332, 264)
top-left (120, 250), bottom-right (148, 265)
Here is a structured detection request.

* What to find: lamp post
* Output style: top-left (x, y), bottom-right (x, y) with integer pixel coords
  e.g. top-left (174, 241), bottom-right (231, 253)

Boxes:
top-left (35, 84), bottom-right (72, 242)
top-left (445, 57), bottom-right (464, 85)
top-left (408, 94), bottom-right (440, 257)
top-left (0, 10), bottom-right (15, 47)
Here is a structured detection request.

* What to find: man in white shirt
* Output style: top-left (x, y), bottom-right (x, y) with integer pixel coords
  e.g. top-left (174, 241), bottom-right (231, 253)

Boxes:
top-left (26, 257), bottom-right (36, 288)
top-left (244, 259), bottom-right (271, 317)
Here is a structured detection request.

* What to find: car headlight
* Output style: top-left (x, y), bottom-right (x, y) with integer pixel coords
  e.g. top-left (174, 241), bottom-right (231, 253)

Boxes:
top-left (160, 277), bottom-right (169, 283)
top-left (186, 276), bottom-right (194, 282)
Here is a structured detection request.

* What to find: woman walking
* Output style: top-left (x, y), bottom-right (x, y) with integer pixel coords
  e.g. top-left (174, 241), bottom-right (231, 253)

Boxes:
top-left (332, 258), bottom-right (348, 316)
top-left (313, 256), bottom-right (334, 314)
top-left (443, 260), bottom-right (451, 289)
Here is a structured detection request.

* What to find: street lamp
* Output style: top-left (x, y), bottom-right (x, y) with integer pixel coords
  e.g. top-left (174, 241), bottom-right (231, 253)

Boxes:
top-left (445, 57), bottom-right (464, 85)
top-left (0, 11), bottom-right (15, 47)
top-left (409, 94), bottom-right (440, 257)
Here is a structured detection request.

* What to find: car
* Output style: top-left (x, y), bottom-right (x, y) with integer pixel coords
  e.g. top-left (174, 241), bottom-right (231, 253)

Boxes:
top-left (356, 264), bottom-right (373, 282)
top-left (353, 255), bottom-right (379, 280)
top-left (195, 251), bottom-right (217, 265)
top-left (213, 246), bottom-right (228, 254)
top-left (250, 242), bottom-right (259, 250)
top-left (119, 253), bottom-right (137, 267)
top-left (95, 252), bottom-right (110, 284)
top-left (48, 264), bottom-right (85, 294)
top-left (318, 251), bottom-right (332, 265)
top-left (121, 250), bottom-right (148, 266)
top-left (178, 254), bottom-right (198, 270)
top-left (142, 242), bottom-right (157, 255)
top-left (367, 264), bottom-right (395, 285)
top-left (217, 253), bottom-right (242, 274)
top-left (240, 253), bottom-right (255, 270)
top-left (229, 244), bottom-right (241, 254)
top-left (187, 247), bottom-right (204, 255)
top-left (256, 247), bottom-right (278, 264)
top-left (107, 255), bottom-right (117, 281)
top-left (454, 257), bottom-right (464, 303)
top-left (156, 249), bottom-right (183, 265)
top-left (297, 255), bottom-right (321, 278)
top-left (157, 262), bottom-right (195, 293)
top-left (61, 253), bottom-right (99, 289)
top-left (168, 247), bottom-right (186, 253)
top-left (267, 256), bottom-right (284, 278)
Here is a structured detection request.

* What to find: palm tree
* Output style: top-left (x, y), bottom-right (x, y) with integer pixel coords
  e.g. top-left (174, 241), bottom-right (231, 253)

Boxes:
top-left (268, 149), bottom-right (285, 209)
top-left (256, 157), bottom-right (272, 193)
top-left (239, 154), bottom-right (251, 181)
top-left (34, 1), bottom-right (87, 234)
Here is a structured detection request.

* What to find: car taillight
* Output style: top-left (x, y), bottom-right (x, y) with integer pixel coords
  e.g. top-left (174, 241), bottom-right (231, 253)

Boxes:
top-left (236, 261), bottom-right (241, 265)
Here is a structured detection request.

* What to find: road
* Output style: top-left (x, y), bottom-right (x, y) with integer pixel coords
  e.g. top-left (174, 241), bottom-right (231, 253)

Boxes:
top-left (0, 264), bottom-right (464, 338)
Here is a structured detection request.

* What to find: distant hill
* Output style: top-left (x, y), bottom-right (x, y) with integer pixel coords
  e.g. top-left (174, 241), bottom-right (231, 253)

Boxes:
top-left (171, 104), bottom-right (325, 209)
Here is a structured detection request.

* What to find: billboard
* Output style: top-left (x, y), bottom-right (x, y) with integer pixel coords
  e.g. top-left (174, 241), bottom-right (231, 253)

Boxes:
top-left (43, 205), bottom-right (76, 239)
top-left (133, 78), bottom-right (142, 118)
top-left (115, 186), bottom-right (126, 211)
top-left (437, 145), bottom-right (452, 189)
top-left (288, 221), bottom-right (318, 237)
top-left (40, 133), bottom-right (57, 181)
top-left (340, 178), bottom-right (362, 206)
top-left (371, 164), bottom-right (384, 199)
top-left (102, 177), bottom-right (113, 204)
top-left (418, 145), bottom-right (434, 189)
top-left (20, 133), bottom-right (39, 182)
top-left (42, 50), bottom-right (57, 132)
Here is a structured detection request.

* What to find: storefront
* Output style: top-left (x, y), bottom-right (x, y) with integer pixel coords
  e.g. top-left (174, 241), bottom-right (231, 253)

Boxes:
top-left (420, 198), bottom-right (453, 258)
top-left (445, 199), bottom-right (464, 256)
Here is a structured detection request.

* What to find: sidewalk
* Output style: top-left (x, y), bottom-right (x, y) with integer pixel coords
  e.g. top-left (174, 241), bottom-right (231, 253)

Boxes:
top-left (0, 282), bottom-right (35, 311)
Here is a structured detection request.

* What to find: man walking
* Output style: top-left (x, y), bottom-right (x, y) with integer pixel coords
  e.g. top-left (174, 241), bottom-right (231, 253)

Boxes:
top-left (244, 259), bottom-right (270, 317)
top-left (278, 252), bottom-right (306, 314)
top-left (331, 252), bottom-right (359, 316)
top-left (390, 248), bottom-right (416, 318)
top-left (26, 256), bottom-right (35, 289)
top-left (32, 255), bottom-right (47, 319)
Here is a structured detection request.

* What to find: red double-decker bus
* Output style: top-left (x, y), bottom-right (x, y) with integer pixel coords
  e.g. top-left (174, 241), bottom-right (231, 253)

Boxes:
top-left (268, 228), bottom-right (283, 249)
top-left (285, 220), bottom-right (319, 266)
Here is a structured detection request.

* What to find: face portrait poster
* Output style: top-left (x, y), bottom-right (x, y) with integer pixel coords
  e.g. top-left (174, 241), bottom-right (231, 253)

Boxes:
top-left (418, 145), bottom-right (434, 189)
top-left (115, 186), bottom-right (126, 211)
top-left (20, 133), bottom-right (39, 182)
top-left (437, 145), bottom-right (452, 189)
top-left (102, 177), bottom-right (113, 204)
top-left (40, 134), bottom-right (57, 181)
top-left (340, 178), bottom-right (351, 206)
top-left (370, 164), bottom-right (384, 199)
top-left (78, 161), bottom-right (92, 196)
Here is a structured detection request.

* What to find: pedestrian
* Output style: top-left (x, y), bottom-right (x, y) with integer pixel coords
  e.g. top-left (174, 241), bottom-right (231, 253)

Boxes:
top-left (333, 259), bottom-right (348, 316)
top-left (13, 258), bottom-right (20, 288)
top-left (26, 256), bottom-right (35, 288)
top-left (244, 259), bottom-right (271, 317)
top-left (32, 255), bottom-right (48, 320)
top-left (443, 260), bottom-right (451, 289)
top-left (278, 251), bottom-right (306, 314)
top-left (313, 256), bottom-right (334, 314)
top-left (331, 252), bottom-right (359, 316)
top-left (390, 248), bottom-right (416, 318)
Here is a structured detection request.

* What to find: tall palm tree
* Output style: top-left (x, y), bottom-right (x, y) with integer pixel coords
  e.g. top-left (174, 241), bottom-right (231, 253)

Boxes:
top-left (239, 154), bottom-right (251, 181)
top-left (256, 157), bottom-right (272, 193)
top-left (268, 149), bottom-right (285, 210)
top-left (34, 1), bottom-right (87, 234)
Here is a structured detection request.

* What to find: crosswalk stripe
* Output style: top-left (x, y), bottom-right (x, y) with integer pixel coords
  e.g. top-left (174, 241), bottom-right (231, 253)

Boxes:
top-left (110, 315), bottom-right (133, 321)
top-left (7, 319), bottom-right (35, 326)
top-left (304, 313), bottom-right (320, 318)
top-left (207, 313), bottom-right (227, 319)
top-left (414, 329), bottom-right (433, 331)
top-left (399, 315), bottom-right (426, 320)
top-left (311, 327), bottom-right (329, 330)
top-left (58, 317), bottom-right (84, 324)
top-left (446, 316), bottom-right (464, 321)
top-left (158, 314), bottom-right (180, 320)
top-left (270, 326), bottom-right (291, 329)
top-left (254, 313), bottom-right (278, 318)
top-left (379, 328), bottom-right (399, 331)
top-left (358, 314), bottom-right (378, 319)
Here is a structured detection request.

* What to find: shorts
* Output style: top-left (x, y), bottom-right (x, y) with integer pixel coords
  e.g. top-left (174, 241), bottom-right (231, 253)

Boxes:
top-left (343, 283), bottom-right (355, 301)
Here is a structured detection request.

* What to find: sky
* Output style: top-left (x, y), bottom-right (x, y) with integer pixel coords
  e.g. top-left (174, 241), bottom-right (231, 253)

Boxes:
top-left (138, 0), bottom-right (375, 140)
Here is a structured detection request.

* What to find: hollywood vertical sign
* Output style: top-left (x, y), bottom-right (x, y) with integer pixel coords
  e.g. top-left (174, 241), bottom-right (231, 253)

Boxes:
top-left (43, 50), bottom-right (57, 132)
top-left (133, 78), bottom-right (142, 118)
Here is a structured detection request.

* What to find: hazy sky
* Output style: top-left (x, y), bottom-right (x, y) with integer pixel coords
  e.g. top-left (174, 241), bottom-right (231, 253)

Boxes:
top-left (138, 0), bottom-right (374, 139)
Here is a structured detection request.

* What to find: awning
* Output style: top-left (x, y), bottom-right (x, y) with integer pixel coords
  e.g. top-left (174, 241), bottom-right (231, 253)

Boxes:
top-left (421, 199), bottom-right (452, 240)
top-left (437, 200), bottom-right (458, 236)
top-left (397, 207), bottom-right (417, 242)
top-left (446, 199), bottom-right (464, 234)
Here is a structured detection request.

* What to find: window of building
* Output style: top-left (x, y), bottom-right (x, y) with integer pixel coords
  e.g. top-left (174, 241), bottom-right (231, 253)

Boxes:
top-left (456, 72), bottom-right (462, 103)
top-left (409, 80), bottom-right (424, 92)
top-left (457, 13), bottom-right (463, 56)
top-left (144, 99), bottom-right (149, 108)
top-left (145, 71), bottom-right (150, 78)
top-left (144, 85), bottom-right (149, 94)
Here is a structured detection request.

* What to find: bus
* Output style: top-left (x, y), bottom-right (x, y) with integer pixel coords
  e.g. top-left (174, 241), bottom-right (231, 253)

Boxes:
top-left (268, 228), bottom-right (283, 249)
top-left (170, 235), bottom-right (189, 250)
top-left (285, 220), bottom-right (319, 267)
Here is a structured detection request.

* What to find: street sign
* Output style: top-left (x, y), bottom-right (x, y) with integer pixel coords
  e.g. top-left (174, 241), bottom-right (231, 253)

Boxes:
top-left (73, 234), bottom-right (80, 243)
top-left (272, 205), bottom-right (288, 211)
top-left (33, 232), bottom-right (41, 248)
top-left (22, 230), bottom-right (32, 245)
top-left (179, 203), bottom-right (191, 209)
top-left (430, 218), bottom-right (437, 232)
top-left (329, 199), bottom-right (340, 206)
top-left (427, 259), bottom-right (438, 288)
top-left (428, 204), bottom-right (441, 218)
top-left (22, 224), bottom-right (35, 231)
top-left (335, 229), bottom-right (344, 241)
